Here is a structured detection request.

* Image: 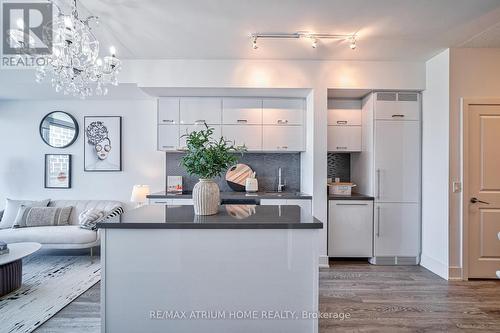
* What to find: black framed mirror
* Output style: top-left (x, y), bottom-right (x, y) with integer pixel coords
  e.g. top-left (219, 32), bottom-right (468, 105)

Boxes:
top-left (39, 111), bottom-right (79, 148)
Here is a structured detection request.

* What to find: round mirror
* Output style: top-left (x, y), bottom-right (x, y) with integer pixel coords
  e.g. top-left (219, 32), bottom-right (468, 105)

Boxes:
top-left (39, 111), bottom-right (79, 148)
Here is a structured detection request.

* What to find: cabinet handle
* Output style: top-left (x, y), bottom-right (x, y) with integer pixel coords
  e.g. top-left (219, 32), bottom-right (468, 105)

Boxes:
top-left (162, 119), bottom-right (175, 123)
top-left (162, 145), bottom-right (175, 148)
top-left (376, 206), bottom-right (381, 237)
top-left (154, 201), bottom-right (167, 204)
top-left (282, 146), bottom-right (288, 149)
top-left (237, 119), bottom-right (248, 123)
top-left (335, 203), bottom-right (369, 206)
top-left (336, 120), bottom-right (348, 125)
top-left (376, 169), bottom-right (381, 199)
top-left (391, 114), bottom-right (405, 118)
top-left (336, 146), bottom-right (347, 150)
top-left (277, 119), bottom-right (289, 124)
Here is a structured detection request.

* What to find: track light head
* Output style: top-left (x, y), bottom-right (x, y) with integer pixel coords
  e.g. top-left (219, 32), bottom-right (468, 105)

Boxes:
top-left (349, 37), bottom-right (356, 50)
top-left (311, 38), bottom-right (318, 48)
top-left (252, 37), bottom-right (258, 50)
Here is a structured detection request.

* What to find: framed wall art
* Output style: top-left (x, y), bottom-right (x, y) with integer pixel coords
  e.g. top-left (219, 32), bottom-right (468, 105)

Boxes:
top-left (84, 116), bottom-right (122, 172)
top-left (45, 154), bottom-right (72, 189)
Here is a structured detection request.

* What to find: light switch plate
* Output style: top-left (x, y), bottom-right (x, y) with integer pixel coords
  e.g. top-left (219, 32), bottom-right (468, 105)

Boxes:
top-left (452, 181), bottom-right (462, 193)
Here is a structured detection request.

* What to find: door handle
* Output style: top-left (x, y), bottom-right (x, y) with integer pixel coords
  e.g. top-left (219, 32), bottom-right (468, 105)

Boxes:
top-left (376, 206), bottom-right (381, 237)
top-left (392, 114), bottom-right (405, 118)
top-left (470, 197), bottom-right (490, 204)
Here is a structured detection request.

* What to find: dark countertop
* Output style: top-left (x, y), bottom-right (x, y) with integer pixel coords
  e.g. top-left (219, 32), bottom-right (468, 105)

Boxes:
top-left (147, 191), bottom-right (313, 200)
top-left (328, 193), bottom-right (374, 201)
top-left (97, 204), bottom-right (323, 230)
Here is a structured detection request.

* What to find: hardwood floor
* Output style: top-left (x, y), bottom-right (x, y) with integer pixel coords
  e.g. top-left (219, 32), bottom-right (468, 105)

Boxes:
top-left (36, 260), bottom-right (500, 332)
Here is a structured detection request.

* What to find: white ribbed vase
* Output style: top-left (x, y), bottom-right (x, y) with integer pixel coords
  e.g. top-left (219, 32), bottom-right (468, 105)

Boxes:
top-left (192, 179), bottom-right (220, 215)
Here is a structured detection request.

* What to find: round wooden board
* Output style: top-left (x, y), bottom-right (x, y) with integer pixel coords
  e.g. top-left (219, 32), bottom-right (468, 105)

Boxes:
top-left (225, 164), bottom-right (254, 192)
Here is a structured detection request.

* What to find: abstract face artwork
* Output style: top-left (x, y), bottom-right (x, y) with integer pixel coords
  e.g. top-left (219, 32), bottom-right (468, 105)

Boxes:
top-left (84, 117), bottom-right (122, 172)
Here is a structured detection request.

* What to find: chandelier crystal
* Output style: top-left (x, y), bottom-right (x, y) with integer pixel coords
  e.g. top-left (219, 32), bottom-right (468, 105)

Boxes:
top-left (35, 0), bottom-right (121, 98)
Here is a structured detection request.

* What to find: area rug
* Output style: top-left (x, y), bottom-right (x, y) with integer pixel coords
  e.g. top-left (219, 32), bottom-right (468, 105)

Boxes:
top-left (0, 254), bottom-right (100, 333)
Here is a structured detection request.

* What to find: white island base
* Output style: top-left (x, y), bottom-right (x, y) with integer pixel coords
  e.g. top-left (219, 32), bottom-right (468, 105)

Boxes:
top-left (101, 227), bottom-right (320, 333)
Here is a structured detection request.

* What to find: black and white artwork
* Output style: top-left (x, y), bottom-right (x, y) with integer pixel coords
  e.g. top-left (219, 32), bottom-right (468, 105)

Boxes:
top-left (45, 154), bottom-right (71, 188)
top-left (84, 116), bottom-right (122, 172)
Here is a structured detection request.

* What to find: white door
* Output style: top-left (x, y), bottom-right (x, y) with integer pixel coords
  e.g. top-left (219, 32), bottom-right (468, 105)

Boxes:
top-left (179, 97), bottom-right (222, 124)
top-left (467, 103), bottom-right (500, 278)
top-left (179, 124), bottom-right (221, 149)
top-left (222, 125), bottom-right (262, 151)
top-left (374, 203), bottom-right (420, 257)
top-left (328, 200), bottom-right (373, 257)
top-left (327, 126), bottom-right (361, 152)
top-left (374, 120), bottom-right (420, 202)
top-left (158, 125), bottom-right (179, 151)
top-left (262, 126), bottom-right (304, 151)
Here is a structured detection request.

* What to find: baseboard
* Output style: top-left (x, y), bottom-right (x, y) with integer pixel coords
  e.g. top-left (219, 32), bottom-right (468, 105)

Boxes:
top-left (448, 266), bottom-right (463, 280)
top-left (420, 253), bottom-right (448, 280)
top-left (319, 255), bottom-right (329, 268)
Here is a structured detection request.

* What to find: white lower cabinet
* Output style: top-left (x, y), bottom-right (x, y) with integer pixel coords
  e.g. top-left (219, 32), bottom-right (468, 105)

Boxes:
top-left (373, 203), bottom-right (420, 257)
top-left (222, 125), bottom-right (262, 151)
top-left (328, 200), bottom-right (373, 257)
top-left (260, 199), bottom-right (312, 214)
top-left (327, 126), bottom-right (361, 152)
top-left (262, 126), bottom-right (304, 152)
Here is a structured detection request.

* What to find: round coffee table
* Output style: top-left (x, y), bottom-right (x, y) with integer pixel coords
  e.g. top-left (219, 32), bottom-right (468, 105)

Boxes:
top-left (0, 242), bottom-right (41, 296)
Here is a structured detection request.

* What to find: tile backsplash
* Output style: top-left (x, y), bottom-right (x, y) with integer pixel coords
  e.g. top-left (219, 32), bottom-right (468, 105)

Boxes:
top-left (166, 153), bottom-right (301, 192)
top-left (327, 153), bottom-right (350, 181)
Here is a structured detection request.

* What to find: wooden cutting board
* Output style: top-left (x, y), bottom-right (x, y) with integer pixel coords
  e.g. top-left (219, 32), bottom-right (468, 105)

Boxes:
top-left (226, 163), bottom-right (254, 192)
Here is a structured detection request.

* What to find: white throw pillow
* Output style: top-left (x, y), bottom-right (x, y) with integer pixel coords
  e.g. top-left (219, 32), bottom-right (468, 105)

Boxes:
top-left (79, 209), bottom-right (105, 230)
top-left (0, 198), bottom-right (50, 229)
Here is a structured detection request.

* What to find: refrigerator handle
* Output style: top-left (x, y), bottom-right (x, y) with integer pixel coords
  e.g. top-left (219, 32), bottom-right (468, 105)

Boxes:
top-left (376, 206), bottom-right (381, 237)
top-left (376, 169), bottom-right (381, 200)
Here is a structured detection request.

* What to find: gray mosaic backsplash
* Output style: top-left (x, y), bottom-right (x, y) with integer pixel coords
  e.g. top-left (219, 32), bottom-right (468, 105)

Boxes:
top-left (327, 153), bottom-right (350, 181)
top-left (166, 153), bottom-right (301, 192)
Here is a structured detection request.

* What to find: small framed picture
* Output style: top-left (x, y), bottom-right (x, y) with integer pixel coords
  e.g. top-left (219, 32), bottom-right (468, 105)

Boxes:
top-left (45, 154), bottom-right (71, 189)
top-left (84, 116), bottom-right (122, 172)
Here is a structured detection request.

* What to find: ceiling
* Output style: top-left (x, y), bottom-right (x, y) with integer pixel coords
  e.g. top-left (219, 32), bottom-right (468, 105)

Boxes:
top-left (74, 0), bottom-right (500, 61)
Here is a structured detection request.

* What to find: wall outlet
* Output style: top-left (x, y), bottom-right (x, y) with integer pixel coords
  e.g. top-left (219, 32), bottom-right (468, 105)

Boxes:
top-left (452, 181), bottom-right (462, 193)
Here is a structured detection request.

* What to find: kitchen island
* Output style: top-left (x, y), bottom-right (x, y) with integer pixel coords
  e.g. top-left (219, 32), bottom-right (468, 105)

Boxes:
top-left (98, 204), bottom-right (323, 333)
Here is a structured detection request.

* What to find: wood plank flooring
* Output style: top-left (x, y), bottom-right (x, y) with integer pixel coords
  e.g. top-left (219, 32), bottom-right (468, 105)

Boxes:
top-left (36, 260), bottom-right (500, 332)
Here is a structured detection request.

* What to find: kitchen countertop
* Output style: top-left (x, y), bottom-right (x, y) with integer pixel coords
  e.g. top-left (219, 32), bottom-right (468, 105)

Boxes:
top-left (147, 191), bottom-right (312, 200)
top-left (97, 204), bottom-right (323, 229)
top-left (328, 193), bottom-right (374, 200)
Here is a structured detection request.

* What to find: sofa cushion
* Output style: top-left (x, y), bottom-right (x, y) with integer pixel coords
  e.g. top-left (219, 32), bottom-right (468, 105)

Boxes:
top-left (0, 226), bottom-right (98, 245)
top-left (0, 198), bottom-right (50, 229)
top-left (48, 200), bottom-right (122, 225)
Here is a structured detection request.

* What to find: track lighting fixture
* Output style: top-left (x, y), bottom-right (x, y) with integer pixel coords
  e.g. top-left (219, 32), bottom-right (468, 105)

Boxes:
top-left (250, 32), bottom-right (357, 50)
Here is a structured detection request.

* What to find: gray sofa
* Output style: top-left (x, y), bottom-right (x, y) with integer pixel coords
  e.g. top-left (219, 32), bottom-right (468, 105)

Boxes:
top-left (0, 200), bottom-right (122, 250)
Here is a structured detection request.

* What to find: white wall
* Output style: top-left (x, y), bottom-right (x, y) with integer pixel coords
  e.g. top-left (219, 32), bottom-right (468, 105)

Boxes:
top-left (0, 99), bottom-right (163, 209)
top-left (421, 49), bottom-right (450, 279)
top-left (448, 48), bottom-right (500, 278)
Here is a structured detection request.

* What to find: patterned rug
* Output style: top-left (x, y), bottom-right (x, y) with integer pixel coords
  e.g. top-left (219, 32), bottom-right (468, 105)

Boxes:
top-left (0, 254), bottom-right (100, 333)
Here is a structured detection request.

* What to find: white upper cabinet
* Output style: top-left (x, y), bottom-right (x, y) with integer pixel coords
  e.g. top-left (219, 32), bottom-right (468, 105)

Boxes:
top-left (179, 97), bottom-right (222, 124)
top-left (222, 98), bottom-right (262, 125)
top-left (374, 92), bottom-right (420, 121)
top-left (158, 98), bottom-right (180, 124)
top-left (327, 99), bottom-right (362, 126)
top-left (222, 125), bottom-right (262, 151)
top-left (263, 126), bottom-right (304, 151)
top-left (179, 124), bottom-right (221, 149)
top-left (158, 125), bottom-right (179, 151)
top-left (328, 126), bottom-right (361, 152)
top-left (374, 120), bottom-right (420, 202)
top-left (262, 98), bottom-right (304, 125)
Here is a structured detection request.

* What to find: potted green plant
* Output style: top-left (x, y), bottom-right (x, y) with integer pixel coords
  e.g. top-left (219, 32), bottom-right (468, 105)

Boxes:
top-left (181, 125), bottom-right (245, 215)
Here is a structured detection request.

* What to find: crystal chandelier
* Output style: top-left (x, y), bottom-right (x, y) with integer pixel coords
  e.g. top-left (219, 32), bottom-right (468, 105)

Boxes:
top-left (35, 0), bottom-right (121, 98)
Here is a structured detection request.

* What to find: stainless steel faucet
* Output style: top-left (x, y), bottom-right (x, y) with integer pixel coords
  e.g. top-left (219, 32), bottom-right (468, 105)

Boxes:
top-left (277, 167), bottom-right (286, 192)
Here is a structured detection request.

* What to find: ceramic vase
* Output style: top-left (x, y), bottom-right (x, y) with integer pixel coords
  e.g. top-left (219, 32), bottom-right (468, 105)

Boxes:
top-left (192, 179), bottom-right (220, 215)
